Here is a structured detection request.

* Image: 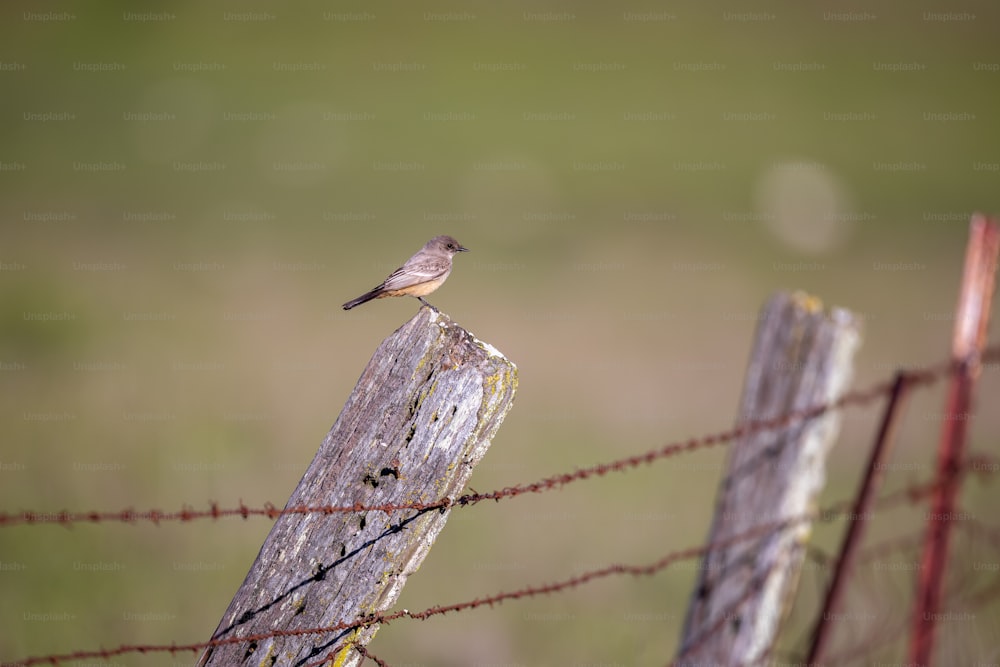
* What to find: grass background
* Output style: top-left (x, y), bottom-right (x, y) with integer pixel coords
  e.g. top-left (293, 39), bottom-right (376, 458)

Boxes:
top-left (2, 1), bottom-right (999, 664)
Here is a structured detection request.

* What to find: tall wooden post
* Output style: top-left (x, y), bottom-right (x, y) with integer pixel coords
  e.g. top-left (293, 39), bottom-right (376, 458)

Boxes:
top-left (199, 307), bottom-right (517, 667)
top-left (677, 291), bottom-right (861, 665)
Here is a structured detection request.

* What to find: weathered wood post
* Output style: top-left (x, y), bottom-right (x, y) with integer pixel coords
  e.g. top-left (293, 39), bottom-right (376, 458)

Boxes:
top-left (199, 307), bottom-right (517, 666)
top-left (677, 291), bottom-right (861, 664)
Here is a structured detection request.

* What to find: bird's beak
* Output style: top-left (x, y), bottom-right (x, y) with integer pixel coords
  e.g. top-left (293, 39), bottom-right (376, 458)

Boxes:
top-left (458, 245), bottom-right (470, 252)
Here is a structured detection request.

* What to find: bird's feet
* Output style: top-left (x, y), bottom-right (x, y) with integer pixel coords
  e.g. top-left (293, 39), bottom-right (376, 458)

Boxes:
top-left (418, 297), bottom-right (439, 312)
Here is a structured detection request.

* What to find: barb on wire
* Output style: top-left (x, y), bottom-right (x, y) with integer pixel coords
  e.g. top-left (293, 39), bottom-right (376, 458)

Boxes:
top-left (12, 469), bottom-right (969, 667)
top-left (352, 644), bottom-right (391, 667)
top-left (4, 347), bottom-right (991, 531)
top-left (0, 499), bottom-right (452, 529)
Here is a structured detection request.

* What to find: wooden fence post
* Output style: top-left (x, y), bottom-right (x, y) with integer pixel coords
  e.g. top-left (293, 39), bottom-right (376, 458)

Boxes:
top-left (677, 291), bottom-right (861, 665)
top-left (198, 307), bottom-right (517, 667)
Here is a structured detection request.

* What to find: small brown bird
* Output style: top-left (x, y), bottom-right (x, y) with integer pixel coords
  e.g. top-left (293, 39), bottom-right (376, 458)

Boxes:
top-left (342, 235), bottom-right (469, 311)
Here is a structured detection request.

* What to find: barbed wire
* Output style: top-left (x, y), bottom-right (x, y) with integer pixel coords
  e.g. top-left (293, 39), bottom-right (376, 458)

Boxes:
top-left (6, 346), bottom-right (998, 667)
top-left (13, 465), bottom-right (984, 667)
top-left (5, 348), bottom-right (992, 531)
top-left (806, 522), bottom-right (1000, 667)
top-left (352, 644), bottom-right (389, 667)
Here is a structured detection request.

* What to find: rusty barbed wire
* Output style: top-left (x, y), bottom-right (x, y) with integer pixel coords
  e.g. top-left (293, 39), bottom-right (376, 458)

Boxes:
top-left (6, 348), bottom-right (998, 667)
top-left (300, 465), bottom-right (998, 667)
top-left (4, 347), bottom-right (992, 531)
top-left (352, 644), bottom-right (390, 667)
top-left (811, 524), bottom-right (1000, 667)
top-left (12, 467), bottom-right (978, 667)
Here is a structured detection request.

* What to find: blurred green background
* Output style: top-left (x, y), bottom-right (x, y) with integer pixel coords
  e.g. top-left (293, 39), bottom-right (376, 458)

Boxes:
top-left (2, 0), bottom-right (999, 664)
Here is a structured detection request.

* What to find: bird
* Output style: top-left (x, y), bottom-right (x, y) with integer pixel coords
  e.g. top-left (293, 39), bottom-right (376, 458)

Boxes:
top-left (342, 235), bottom-right (469, 311)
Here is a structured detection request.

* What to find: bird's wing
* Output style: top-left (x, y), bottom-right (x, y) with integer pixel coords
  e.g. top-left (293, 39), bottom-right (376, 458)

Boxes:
top-left (380, 259), bottom-right (449, 290)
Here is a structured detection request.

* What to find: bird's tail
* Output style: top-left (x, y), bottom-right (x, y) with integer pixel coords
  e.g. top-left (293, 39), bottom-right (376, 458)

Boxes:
top-left (342, 287), bottom-right (384, 310)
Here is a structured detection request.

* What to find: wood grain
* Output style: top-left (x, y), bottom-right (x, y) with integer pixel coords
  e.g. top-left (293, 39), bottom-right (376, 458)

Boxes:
top-left (199, 307), bottom-right (517, 667)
